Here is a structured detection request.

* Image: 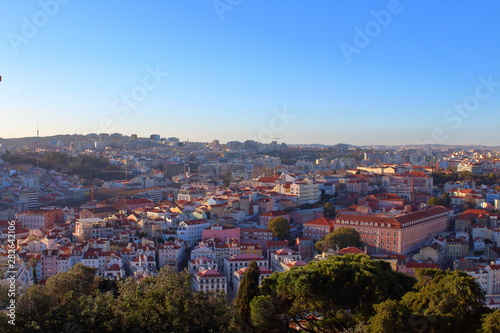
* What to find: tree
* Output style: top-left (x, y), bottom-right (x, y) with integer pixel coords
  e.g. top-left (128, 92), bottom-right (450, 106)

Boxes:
top-left (251, 254), bottom-right (416, 332)
top-left (427, 197), bottom-right (443, 206)
top-left (481, 310), bottom-right (500, 333)
top-left (440, 192), bottom-right (451, 207)
top-left (44, 263), bottom-right (98, 297)
top-left (268, 217), bottom-right (290, 240)
top-left (323, 202), bottom-right (336, 218)
top-left (112, 266), bottom-right (231, 332)
top-left (367, 299), bottom-right (412, 333)
top-left (0, 282), bottom-right (11, 310)
top-left (28, 258), bottom-right (38, 284)
top-left (14, 264), bottom-right (101, 332)
top-left (233, 260), bottom-right (261, 331)
top-left (222, 171), bottom-right (232, 188)
top-left (463, 195), bottom-right (477, 209)
top-left (401, 269), bottom-right (487, 333)
top-left (315, 227), bottom-right (363, 253)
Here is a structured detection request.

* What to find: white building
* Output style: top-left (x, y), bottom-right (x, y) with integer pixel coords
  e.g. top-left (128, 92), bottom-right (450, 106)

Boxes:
top-left (192, 269), bottom-right (227, 294)
top-left (223, 253), bottom-right (268, 281)
top-left (270, 248), bottom-right (305, 272)
top-left (232, 265), bottom-right (272, 295)
top-left (177, 219), bottom-right (211, 247)
top-left (157, 239), bottom-right (186, 271)
top-left (466, 264), bottom-right (500, 295)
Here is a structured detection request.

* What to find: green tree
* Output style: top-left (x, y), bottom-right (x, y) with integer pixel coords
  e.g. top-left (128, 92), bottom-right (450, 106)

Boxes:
top-left (323, 202), bottom-right (336, 218)
top-left (401, 269), bottom-right (487, 333)
top-left (427, 197), bottom-right (443, 206)
top-left (45, 263), bottom-right (98, 297)
top-left (233, 260), bottom-right (261, 331)
top-left (222, 171), bottom-right (232, 188)
top-left (112, 266), bottom-right (231, 332)
top-left (463, 195), bottom-right (477, 209)
top-left (15, 264), bottom-right (100, 332)
top-left (28, 258), bottom-right (38, 284)
top-left (251, 254), bottom-right (415, 332)
top-left (481, 310), bottom-right (500, 333)
top-left (0, 283), bottom-right (11, 310)
top-left (315, 226), bottom-right (363, 252)
top-left (440, 192), bottom-right (451, 207)
top-left (367, 299), bottom-right (412, 333)
top-left (268, 217), bottom-right (290, 240)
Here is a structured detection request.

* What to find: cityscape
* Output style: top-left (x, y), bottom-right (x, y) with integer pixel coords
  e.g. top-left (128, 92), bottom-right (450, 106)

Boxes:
top-left (2, 1), bottom-right (500, 332)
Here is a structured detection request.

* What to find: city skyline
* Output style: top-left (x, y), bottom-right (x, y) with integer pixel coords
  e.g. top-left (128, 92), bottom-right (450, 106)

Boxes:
top-left (1, 1), bottom-right (499, 146)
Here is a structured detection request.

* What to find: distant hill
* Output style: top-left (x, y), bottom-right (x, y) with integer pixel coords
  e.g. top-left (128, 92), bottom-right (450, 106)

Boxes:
top-left (0, 134), bottom-right (78, 147)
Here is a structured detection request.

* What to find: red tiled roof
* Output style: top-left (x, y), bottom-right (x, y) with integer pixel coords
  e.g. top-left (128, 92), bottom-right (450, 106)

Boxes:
top-left (286, 260), bottom-right (307, 267)
top-left (237, 266), bottom-right (272, 275)
top-left (261, 210), bottom-right (289, 217)
top-left (198, 269), bottom-right (224, 278)
top-left (303, 217), bottom-right (334, 227)
top-left (337, 247), bottom-right (365, 255)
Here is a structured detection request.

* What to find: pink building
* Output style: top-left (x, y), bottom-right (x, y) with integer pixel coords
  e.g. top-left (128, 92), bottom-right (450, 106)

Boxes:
top-left (303, 217), bottom-right (335, 242)
top-left (41, 249), bottom-right (60, 281)
top-left (202, 225), bottom-right (240, 243)
top-left (334, 206), bottom-right (452, 254)
top-left (358, 193), bottom-right (405, 211)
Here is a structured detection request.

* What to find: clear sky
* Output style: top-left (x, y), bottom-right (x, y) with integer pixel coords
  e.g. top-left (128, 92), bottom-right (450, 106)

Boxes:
top-left (1, 0), bottom-right (499, 146)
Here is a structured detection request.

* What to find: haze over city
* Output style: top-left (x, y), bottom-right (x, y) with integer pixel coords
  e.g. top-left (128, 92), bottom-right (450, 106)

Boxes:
top-left (1, 0), bottom-right (499, 145)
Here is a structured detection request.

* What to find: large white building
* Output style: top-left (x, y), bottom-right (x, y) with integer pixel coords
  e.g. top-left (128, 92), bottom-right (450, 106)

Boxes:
top-left (223, 253), bottom-right (268, 281)
top-left (273, 180), bottom-right (320, 205)
top-left (73, 218), bottom-right (113, 242)
top-left (466, 264), bottom-right (500, 296)
top-left (157, 239), bottom-right (186, 271)
top-left (189, 256), bottom-right (227, 294)
top-left (192, 269), bottom-right (227, 294)
top-left (177, 219), bottom-right (211, 247)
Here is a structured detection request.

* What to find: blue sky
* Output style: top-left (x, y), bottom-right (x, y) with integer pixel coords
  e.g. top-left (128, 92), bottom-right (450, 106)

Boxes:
top-left (1, 0), bottom-right (499, 146)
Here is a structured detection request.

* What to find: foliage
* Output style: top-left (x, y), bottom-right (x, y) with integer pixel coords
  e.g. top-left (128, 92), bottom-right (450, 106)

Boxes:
top-left (401, 269), bottom-right (487, 333)
top-left (113, 267), bottom-right (230, 332)
top-left (432, 171), bottom-right (500, 188)
top-left (13, 265), bottom-right (232, 333)
top-left (233, 260), bottom-right (261, 331)
top-left (367, 299), bottom-right (412, 333)
top-left (9, 256), bottom-right (494, 332)
top-left (464, 195), bottom-right (478, 209)
top-left (0, 151), bottom-right (123, 184)
top-left (440, 192), bottom-right (451, 206)
top-left (44, 263), bottom-right (99, 297)
top-left (428, 193), bottom-right (451, 207)
top-left (427, 197), bottom-right (443, 206)
top-left (323, 202), bottom-right (336, 218)
top-left (481, 310), bottom-right (500, 333)
top-left (268, 217), bottom-right (290, 240)
top-left (250, 254), bottom-right (416, 332)
top-left (315, 227), bottom-right (363, 253)
top-left (221, 170), bottom-right (232, 188)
